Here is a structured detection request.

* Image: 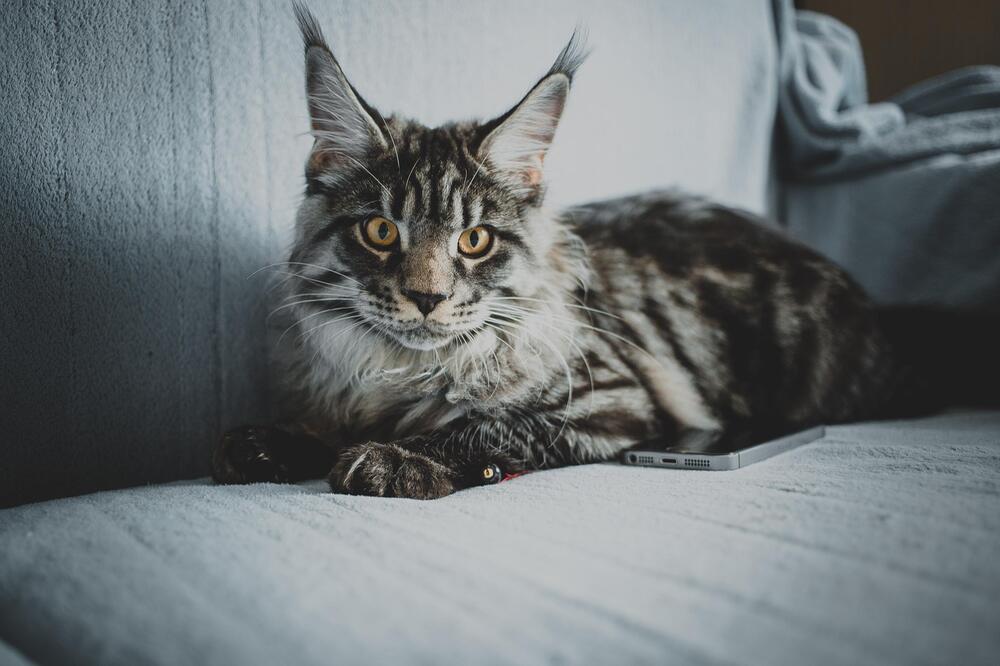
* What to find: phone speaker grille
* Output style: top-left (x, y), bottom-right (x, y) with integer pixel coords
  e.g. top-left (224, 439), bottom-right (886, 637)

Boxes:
top-left (684, 458), bottom-right (710, 468)
top-left (637, 455), bottom-right (655, 465)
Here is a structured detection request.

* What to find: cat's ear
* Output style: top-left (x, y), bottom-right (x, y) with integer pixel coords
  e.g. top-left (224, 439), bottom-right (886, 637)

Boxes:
top-left (294, 3), bottom-right (388, 173)
top-left (477, 31), bottom-right (588, 197)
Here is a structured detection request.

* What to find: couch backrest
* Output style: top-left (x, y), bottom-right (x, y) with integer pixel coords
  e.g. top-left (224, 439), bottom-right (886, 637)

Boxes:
top-left (0, 0), bottom-right (779, 506)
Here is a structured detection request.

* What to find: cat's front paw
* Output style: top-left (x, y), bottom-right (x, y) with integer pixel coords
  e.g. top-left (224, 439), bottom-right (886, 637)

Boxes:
top-left (212, 425), bottom-right (291, 484)
top-left (330, 442), bottom-right (455, 499)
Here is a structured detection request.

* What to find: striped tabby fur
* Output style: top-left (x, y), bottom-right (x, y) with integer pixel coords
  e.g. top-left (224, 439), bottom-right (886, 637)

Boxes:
top-left (212, 5), bottom-right (903, 498)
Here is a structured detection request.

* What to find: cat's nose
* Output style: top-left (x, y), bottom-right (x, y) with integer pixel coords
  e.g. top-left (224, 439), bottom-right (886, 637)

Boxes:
top-left (402, 289), bottom-right (447, 316)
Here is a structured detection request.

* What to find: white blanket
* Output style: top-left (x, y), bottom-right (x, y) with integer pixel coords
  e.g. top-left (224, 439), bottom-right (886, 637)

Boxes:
top-left (2, 412), bottom-right (998, 665)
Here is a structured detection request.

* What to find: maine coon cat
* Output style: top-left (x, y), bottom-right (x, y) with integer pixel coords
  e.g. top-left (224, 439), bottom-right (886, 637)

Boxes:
top-left (212, 5), bottom-right (914, 498)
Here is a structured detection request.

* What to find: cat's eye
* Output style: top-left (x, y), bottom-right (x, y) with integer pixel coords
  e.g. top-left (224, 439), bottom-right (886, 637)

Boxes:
top-left (362, 216), bottom-right (398, 249)
top-left (457, 226), bottom-right (493, 257)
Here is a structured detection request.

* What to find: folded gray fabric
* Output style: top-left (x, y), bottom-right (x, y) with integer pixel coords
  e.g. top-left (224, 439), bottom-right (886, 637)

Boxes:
top-left (893, 66), bottom-right (1000, 117)
top-left (774, 0), bottom-right (1000, 309)
top-left (774, 0), bottom-right (1000, 179)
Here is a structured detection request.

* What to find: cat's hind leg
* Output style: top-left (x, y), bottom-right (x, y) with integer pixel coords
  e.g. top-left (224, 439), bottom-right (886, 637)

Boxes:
top-left (212, 424), bottom-right (335, 484)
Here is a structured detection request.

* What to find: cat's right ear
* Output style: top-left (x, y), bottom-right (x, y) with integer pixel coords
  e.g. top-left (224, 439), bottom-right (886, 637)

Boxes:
top-left (293, 3), bottom-right (387, 174)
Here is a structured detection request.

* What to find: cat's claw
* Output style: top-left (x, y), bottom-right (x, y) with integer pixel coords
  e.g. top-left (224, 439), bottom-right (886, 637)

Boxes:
top-left (330, 442), bottom-right (455, 499)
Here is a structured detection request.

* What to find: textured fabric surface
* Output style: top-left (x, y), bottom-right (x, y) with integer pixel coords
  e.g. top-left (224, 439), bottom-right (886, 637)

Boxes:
top-left (773, 3), bottom-right (1000, 308)
top-left (0, 0), bottom-right (779, 507)
top-left (1, 412), bottom-right (998, 665)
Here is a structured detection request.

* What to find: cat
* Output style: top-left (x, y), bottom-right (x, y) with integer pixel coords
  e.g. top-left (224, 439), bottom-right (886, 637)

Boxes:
top-left (212, 4), bottom-right (914, 499)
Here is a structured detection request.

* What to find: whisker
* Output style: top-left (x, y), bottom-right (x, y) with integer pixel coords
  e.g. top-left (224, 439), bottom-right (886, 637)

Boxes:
top-left (307, 316), bottom-right (368, 368)
top-left (479, 323), bottom-right (517, 354)
top-left (488, 314), bottom-right (575, 447)
top-left (487, 302), bottom-right (653, 360)
top-left (489, 296), bottom-right (623, 322)
top-left (404, 155), bottom-right (422, 190)
top-left (380, 116), bottom-right (401, 174)
top-left (272, 270), bottom-right (360, 293)
top-left (463, 156), bottom-right (488, 195)
top-left (267, 296), bottom-right (349, 322)
top-left (281, 306), bottom-right (359, 346)
top-left (250, 261), bottom-right (365, 288)
top-left (485, 304), bottom-right (595, 415)
top-left (487, 348), bottom-right (503, 399)
top-left (344, 154), bottom-right (390, 195)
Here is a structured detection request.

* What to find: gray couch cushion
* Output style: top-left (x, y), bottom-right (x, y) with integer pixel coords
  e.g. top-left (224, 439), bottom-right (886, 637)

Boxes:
top-left (2, 412), bottom-right (998, 665)
top-left (785, 152), bottom-right (1000, 309)
top-left (0, 0), bottom-right (780, 507)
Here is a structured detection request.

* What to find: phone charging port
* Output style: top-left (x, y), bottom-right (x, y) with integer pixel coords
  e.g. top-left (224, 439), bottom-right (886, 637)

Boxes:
top-left (661, 458), bottom-right (676, 464)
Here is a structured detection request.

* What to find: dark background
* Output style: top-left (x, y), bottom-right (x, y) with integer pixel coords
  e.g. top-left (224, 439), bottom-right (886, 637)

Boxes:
top-left (798, 1), bottom-right (1000, 100)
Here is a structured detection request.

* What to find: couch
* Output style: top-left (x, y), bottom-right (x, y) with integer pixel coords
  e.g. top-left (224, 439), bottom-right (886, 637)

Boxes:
top-left (2, 1), bottom-right (998, 664)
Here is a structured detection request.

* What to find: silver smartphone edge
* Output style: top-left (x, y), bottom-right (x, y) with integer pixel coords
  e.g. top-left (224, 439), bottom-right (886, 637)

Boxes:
top-left (621, 425), bottom-right (826, 471)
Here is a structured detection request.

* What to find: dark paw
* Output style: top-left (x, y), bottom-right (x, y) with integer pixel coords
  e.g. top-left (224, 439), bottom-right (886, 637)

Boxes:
top-left (213, 425), bottom-right (293, 484)
top-left (329, 442), bottom-right (455, 499)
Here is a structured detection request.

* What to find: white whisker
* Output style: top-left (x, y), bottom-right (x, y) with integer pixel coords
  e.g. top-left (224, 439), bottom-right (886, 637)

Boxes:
top-left (251, 261), bottom-right (364, 287)
top-left (344, 154), bottom-right (390, 195)
top-left (463, 156), bottom-right (487, 195)
top-left (268, 296), bottom-right (350, 322)
top-left (283, 306), bottom-right (360, 346)
top-left (490, 296), bottom-right (622, 322)
top-left (487, 313), bottom-right (575, 448)
top-left (404, 155), bottom-right (422, 190)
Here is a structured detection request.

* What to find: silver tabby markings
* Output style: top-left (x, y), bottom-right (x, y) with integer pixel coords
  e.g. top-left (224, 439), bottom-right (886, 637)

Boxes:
top-left (212, 4), bottom-right (902, 499)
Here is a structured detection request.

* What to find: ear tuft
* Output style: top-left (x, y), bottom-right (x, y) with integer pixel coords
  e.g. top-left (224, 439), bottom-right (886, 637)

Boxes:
top-left (477, 30), bottom-right (588, 199)
top-left (293, 2), bottom-right (387, 174)
top-left (292, 1), bottom-right (328, 53)
top-left (546, 28), bottom-right (590, 83)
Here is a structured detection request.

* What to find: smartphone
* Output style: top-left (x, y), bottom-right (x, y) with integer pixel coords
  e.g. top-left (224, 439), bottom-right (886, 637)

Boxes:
top-left (621, 426), bottom-right (825, 471)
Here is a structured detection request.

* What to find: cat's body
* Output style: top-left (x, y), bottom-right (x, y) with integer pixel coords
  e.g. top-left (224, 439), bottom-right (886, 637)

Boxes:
top-left (213, 6), bottom-right (907, 497)
top-left (277, 190), bottom-right (897, 458)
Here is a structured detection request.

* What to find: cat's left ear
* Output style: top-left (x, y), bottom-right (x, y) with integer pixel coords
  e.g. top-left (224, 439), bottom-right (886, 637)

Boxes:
top-left (477, 31), bottom-right (588, 198)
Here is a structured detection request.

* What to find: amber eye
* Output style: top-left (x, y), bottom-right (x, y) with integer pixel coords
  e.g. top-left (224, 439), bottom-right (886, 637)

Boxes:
top-left (457, 226), bottom-right (493, 257)
top-left (362, 217), bottom-right (398, 249)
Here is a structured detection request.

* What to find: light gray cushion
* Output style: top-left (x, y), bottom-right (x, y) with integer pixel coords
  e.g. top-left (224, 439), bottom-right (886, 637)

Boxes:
top-left (785, 151), bottom-right (1000, 308)
top-left (0, 0), bottom-right (780, 507)
top-left (2, 412), bottom-right (998, 665)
